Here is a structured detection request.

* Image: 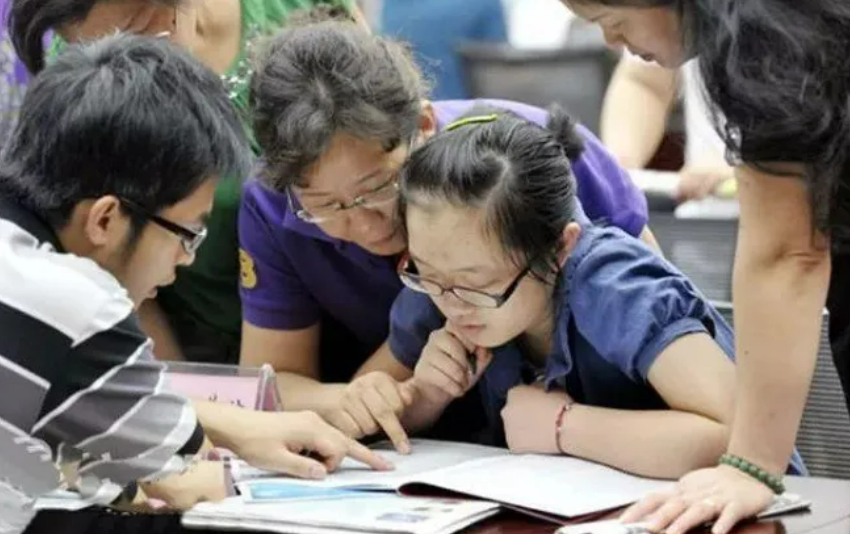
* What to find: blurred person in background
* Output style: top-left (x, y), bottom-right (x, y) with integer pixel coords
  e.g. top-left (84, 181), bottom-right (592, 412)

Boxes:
top-left (601, 52), bottom-right (735, 202)
top-left (381, 0), bottom-right (508, 100)
top-left (0, 0), bottom-right (28, 149)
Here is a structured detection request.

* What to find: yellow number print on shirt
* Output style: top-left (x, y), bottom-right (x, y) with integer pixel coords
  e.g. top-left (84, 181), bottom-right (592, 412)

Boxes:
top-left (239, 249), bottom-right (258, 289)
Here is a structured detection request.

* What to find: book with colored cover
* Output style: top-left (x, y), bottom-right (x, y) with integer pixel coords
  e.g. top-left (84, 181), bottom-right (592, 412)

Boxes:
top-left (182, 493), bottom-right (500, 534)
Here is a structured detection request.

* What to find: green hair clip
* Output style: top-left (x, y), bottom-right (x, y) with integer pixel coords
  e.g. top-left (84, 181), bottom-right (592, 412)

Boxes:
top-left (444, 114), bottom-right (500, 131)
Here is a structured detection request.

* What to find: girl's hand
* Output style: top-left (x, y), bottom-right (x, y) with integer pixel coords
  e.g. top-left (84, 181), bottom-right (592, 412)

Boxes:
top-left (413, 326), bottom-right (492, 400)
top-left (501, 385), bottom-right (573, 454)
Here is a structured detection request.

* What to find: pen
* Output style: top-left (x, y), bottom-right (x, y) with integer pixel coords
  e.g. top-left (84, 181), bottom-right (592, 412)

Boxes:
top-left (467, 351), bottom-right (478, 376)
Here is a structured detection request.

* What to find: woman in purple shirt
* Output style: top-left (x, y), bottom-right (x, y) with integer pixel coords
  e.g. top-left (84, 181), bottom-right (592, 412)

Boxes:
top-left (240, 9), bottom-right (653, 450)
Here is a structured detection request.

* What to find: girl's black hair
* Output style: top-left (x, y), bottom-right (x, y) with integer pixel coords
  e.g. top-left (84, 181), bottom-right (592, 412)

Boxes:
top-left (399, 104), bottom-right (584, 285)
top-left (250, 6), bottom-right (429, 191)
top-left (9, 0), bottom-right (182, 74)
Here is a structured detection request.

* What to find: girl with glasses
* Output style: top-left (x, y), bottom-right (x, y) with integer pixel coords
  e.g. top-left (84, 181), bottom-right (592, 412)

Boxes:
top-left (240, 10), bottom-right (654, 454)
top-left (387, 108), bottom-right (807, 479)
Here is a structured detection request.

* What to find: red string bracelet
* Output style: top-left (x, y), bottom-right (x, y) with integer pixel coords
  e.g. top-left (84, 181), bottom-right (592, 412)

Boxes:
top-left (555, 399), bottom-right (575, 455)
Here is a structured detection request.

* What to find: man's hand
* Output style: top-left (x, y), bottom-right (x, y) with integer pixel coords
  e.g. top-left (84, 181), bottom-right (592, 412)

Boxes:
top-left (221, 410), bottom-right (394, 479)
top-left (141, 460), bottom-right (228, 511)
top-left (501, 384), bottom-right (573, 454)
top-left (325, 372), bottom-right (415, 453)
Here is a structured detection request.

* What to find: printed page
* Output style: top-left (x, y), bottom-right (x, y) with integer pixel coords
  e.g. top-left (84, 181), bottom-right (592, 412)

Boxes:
top-left (404, 454), bottom-right (673, 518)
top-left (237, 439), bottom-right (509, 490)
top-left (183, 494), bottom-right (500, 534)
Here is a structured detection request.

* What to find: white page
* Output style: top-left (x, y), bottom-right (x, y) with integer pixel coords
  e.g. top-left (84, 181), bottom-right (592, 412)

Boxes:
top-left (407, 454), bottom-right (673, 518)
top-left (628, 169), bottom-right (680, 197)
top-left (237, 439), bottom-right (508, 490)
top-left (184, 495), bottom-right (499, 534)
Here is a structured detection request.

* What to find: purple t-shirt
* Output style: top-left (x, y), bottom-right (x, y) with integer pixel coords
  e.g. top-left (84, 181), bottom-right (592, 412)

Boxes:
top-left (238, 99), bottom-right (648, 371)
top-left (1, 0), bottom-right (29, 148)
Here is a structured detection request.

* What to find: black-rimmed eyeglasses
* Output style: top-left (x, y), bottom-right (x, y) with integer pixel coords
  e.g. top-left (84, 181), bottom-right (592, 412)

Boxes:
top-left (120, 198), bottom-right (208, 255)
top-left (397, 255), bottom-right (531, 309)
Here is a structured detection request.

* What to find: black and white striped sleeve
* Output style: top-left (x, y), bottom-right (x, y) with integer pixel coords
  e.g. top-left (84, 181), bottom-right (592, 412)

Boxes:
top-left (31, 297), bottom-right (204, 505)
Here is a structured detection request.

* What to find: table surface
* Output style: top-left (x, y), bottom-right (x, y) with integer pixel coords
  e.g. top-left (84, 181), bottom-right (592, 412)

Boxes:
top-left (466, 477), bottom-right (850, 534)
top-left (24, 476), bottom-right (850, 534)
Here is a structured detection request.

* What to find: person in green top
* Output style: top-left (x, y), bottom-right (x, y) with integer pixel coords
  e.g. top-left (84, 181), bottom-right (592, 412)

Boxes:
top-left (9, 0), bottom-right (367, 363)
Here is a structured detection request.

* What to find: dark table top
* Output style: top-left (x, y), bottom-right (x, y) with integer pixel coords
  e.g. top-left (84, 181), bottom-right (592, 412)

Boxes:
top-left (25, 476), bottom-right (850, 534)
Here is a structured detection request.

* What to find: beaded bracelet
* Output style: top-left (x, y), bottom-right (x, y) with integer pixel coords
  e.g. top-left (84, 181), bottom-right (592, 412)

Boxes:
top-left (554, 400), bottom-right (575, 455)
top-left (719, 453), bottom-right (785, 495)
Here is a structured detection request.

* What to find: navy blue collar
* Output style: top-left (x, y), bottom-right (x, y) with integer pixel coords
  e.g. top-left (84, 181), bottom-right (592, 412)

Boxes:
top-left (0, 195), bottom-right (64, 252)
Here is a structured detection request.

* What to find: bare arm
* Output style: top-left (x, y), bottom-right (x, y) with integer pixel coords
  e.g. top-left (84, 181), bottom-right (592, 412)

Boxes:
top-left (727, 164), bottom-right (830, 474)
top-left (241, 321), bottom-right (419, 448)
top-left (559, 333), bottom-right (735, 478)
top-left (601, 57), bottom-right (678, 169)
top-left (240, 321), bottom-right (346, 413)
top-left (138, 299), bottom-right (184, 362)
top-left (355, 341), bottom-right (414, 380)
top-left (400, 385), bottom-right (455, 435)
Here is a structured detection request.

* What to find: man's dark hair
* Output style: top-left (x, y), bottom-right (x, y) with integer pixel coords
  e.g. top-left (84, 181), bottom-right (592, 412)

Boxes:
top-left (10, 0), bottom-right (183, 74)
top-left (0, 33), bottom-right (251, 229)
top-left (250, 7), bottom-right (429, 191)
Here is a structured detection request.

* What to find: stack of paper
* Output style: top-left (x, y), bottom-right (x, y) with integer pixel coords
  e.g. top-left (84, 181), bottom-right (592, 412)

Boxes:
top-left (183, 493), bottom-right (500, 534)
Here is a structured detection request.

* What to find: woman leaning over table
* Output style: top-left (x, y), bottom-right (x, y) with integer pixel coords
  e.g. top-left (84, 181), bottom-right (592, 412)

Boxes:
top-left (561, 0), bottom-right (849, 532)
top-left (8, 0), bottom-right (368, 365)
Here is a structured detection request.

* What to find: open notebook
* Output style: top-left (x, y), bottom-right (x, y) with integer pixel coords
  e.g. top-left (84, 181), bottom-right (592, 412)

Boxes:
top-left (234, 440), bottom-right (673, 523)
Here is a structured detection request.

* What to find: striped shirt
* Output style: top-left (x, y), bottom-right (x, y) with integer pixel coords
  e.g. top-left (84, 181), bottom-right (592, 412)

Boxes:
top-left (0, 196), bottom-right (205, 506)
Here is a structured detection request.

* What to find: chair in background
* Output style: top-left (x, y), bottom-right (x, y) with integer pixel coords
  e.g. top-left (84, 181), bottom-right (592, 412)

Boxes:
top-left (457, 42), bottom-right (617, 134)
top-left (650, 212), bottom-right (736, 302)
top-left (712, 301), bottom-right (850, 479)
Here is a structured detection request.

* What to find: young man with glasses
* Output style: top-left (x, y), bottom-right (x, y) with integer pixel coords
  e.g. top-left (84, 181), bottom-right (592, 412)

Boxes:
top-left (0, 34), bottom-right (387, 531)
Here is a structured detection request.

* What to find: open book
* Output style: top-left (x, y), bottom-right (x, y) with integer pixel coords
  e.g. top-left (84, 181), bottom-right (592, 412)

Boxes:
top-left (235, 440), bottom-right (673, 523)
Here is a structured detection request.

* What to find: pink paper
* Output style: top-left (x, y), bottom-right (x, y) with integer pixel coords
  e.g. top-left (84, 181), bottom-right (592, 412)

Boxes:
top-left (167, 373), bottom-right (260, 409)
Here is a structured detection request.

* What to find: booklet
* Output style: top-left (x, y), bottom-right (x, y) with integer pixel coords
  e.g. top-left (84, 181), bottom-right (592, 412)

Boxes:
top-left (182, 494), bottom-right (500, 534)
top-left (235, 439), bottom-right (673, 523)
top-left (555, 494), bottom-right (812, 534)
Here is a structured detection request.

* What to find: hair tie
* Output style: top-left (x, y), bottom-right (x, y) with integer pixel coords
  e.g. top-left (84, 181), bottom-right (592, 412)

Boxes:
top-left (444, 114), bottom-right (499, 131)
